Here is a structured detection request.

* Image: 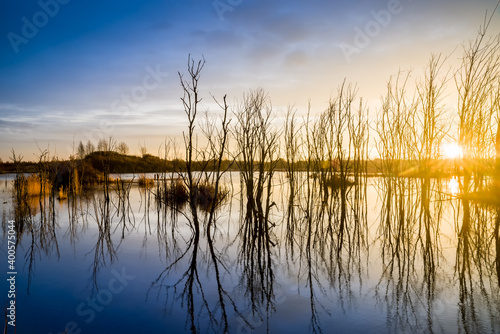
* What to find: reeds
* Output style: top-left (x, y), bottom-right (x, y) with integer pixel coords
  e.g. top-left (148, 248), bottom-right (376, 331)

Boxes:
top-left (30, 174), bottom-right (51, 197)
top-left (157, 178), bottom-right (227, 209)
top-left (138, 174), bottom-right (154, 187)
top-left (170, 179), bottom-right (188, 202)
top-left (193, 182), bottom-right (229, 210)
top-left (58, 186), bottom-right (68, 200)
top-left (16, 174), bottom-right (52, 197)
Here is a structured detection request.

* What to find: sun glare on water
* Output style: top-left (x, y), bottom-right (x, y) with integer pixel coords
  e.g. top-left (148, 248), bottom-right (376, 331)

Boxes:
top-left (448, 177), bottom-right (460, 196)
top-left (443, 143), bottom-right (463, 159)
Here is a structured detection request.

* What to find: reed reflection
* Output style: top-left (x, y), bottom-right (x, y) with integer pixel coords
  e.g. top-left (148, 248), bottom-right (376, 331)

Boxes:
top-left (10, 150), bottom-right (62, 293)
top-left (89, 191), bottom-right (116, 291)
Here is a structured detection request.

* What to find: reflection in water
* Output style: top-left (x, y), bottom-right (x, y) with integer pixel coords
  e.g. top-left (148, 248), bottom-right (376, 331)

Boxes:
top-left (448, 177), bottom-right (460, 196)
top-left (372, 173), bottom-right (500, 333)
top-left (4, 172), bottom-right (500, 333)
top-left (376, 176), bottom-right (422, 333)
top-left (496, 208), bottom-right (500, 289)
top-left (11, 172), bottom-right (60, 293)
top-left (495, 209), bottom-right (500, 294)
top-left (455, 191), bottom-right (500, 334)
top-left (89, 191), bottom-right (117, 291)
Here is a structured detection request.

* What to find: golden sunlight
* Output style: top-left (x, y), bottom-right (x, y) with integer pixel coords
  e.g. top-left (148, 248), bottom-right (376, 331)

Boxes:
top-left (442, 143), bottom-right (463, 159)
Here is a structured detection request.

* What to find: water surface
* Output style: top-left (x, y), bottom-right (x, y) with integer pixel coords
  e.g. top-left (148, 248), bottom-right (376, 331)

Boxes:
top-left (1, 172), bottom-right (499, 334)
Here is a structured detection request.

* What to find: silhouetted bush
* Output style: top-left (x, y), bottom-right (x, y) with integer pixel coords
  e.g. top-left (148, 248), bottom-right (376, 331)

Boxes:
top-left (138, 174), bottom-right (154, 187)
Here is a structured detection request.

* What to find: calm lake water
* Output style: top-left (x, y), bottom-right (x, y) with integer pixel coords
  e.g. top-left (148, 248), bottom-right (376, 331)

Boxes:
top-left (1, 172), bottom-right (499, 334)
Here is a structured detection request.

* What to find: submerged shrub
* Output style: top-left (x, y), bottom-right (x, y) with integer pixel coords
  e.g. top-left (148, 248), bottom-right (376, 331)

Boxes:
top-left (159, 179), bottom-right (228, 210)
top-left (194, 182), bottom-right (229, 211)
top-left (172, 180), bottom-right (189, 202)
top-left (138, 174), bottom-right (155, 187)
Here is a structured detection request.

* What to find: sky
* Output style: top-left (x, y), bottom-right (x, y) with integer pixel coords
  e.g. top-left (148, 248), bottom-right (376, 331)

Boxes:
top-left (0, 0), bottom-right (499, 161)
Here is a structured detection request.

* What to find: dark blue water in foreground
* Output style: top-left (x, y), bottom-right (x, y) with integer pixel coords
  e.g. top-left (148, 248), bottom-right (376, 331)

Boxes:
top-left (1, 173), bottom-right (499, 333)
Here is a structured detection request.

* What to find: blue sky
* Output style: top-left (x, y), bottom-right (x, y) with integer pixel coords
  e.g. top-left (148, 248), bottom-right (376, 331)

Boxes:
top-left (1, 0), bottom-right (499, 160)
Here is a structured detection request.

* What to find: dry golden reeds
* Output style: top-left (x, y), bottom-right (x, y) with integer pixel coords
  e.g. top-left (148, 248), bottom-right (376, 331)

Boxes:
top-left (138, 174), bottom-right (155, 187)
top-left (58, 186), bottom-right (68, 200)
top-left (24, 174), bottom-right (52, 197)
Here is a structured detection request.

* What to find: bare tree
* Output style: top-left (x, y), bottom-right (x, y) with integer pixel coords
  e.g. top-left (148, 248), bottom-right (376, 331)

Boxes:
top-left (408, 54), bottom-right (449, 172)
top-left (138, 141), bottom-right (148, 157)
top-left (455, 5), bottom-right (500, 192)
top-left (202, 94), bottom-right (232, 228)
top-left (376, 71), bottom-right (415, 175)
top-left (97, 138), bottom-right (108, 152)
top-left (76, 141), bottom-right (86, 159)
top-left (178, 55), bottom-right (206, 231)
top-left (234, 88), bottom-right (279, 226)
top-left (85, 140), bottom-right (95, 155)
top-left (233, 88), bottom-right (279, 314)
top-left (116, 141), bottom-right (129, 155)
top-left (284, 106), bottom-right (301, 203)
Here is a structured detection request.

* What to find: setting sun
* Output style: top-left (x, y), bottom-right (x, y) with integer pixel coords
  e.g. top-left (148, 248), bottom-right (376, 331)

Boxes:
top-left (442, 143), bottom-right (463, 159)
